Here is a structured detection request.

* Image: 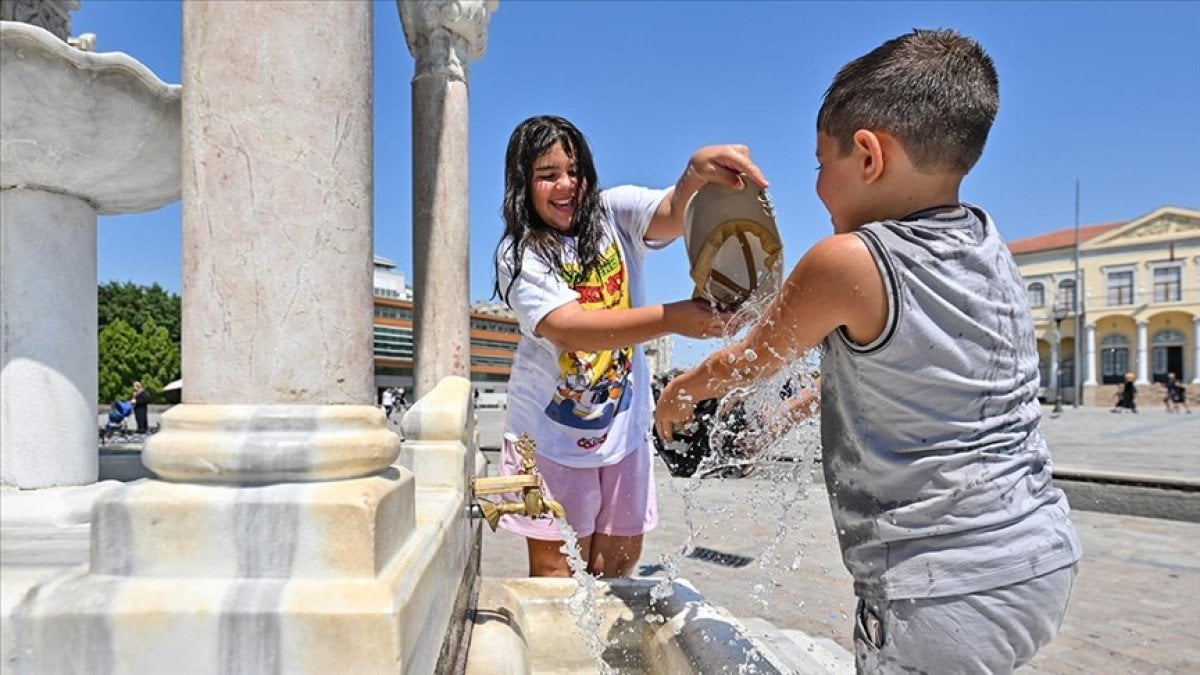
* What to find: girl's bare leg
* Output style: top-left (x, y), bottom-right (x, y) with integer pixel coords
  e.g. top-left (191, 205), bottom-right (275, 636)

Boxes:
top-left (527, 535), bottom-right (592, 577)
top-left (587, 533), bottom-right (643, 578)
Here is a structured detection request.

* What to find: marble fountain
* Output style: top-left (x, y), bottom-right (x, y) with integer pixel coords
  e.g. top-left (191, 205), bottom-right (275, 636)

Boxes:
top-left (0, 2), bottom-right (849, 672)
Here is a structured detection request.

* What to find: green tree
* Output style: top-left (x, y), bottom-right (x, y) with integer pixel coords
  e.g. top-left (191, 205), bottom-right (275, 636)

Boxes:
top-left (98, 281), bottom-right (181, 343)
top-left (98, 319), bottom-right (141, 403)
top-left (97, 282), bottom-right (182, 403)
top-left (138, 319), bottom-right (180, 398)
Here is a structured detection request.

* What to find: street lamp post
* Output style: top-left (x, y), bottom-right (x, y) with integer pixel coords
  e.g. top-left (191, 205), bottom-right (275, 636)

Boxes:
top-left (1052, 301), bottom-right (1069, 415)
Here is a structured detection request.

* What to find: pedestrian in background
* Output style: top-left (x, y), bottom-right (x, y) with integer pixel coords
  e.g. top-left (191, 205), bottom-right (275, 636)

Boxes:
top-left (381, 387), bottom-right (395, 420)
top-left (1165, 372), bottom-right (1190, 413)
top-left (130, 381), bottom-right (150, 433)
top-left (1112, 372), bottom-right (1138, 414)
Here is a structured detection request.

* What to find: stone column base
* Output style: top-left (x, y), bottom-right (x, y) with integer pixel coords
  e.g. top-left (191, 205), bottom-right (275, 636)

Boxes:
top-left (7, 470), bottom-right (479, 674)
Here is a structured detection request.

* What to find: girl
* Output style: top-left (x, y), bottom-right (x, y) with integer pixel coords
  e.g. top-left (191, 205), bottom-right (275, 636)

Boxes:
top-left (493, 115), bottom-right (766, 577)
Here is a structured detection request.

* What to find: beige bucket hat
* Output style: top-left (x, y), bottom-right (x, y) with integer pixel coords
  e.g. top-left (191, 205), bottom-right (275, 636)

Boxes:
top-left (684, 180), bottom-right (784, 311)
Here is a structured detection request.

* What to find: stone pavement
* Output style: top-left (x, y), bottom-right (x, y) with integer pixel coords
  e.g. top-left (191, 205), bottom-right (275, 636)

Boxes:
top-left (479, 404), bottom-right (1200, 673)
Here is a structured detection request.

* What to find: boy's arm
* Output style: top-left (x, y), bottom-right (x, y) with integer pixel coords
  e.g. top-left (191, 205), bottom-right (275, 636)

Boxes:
top-left (537, 299), bottom-right (728, 353)
top-left (643, 145), bottom-right (769, 242)
top-left (654, 234), bottom-right (886, 438)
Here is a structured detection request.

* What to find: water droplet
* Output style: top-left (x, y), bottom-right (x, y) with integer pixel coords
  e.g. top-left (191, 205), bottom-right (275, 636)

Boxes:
top-left (743, 348), bottom-right (758, 362)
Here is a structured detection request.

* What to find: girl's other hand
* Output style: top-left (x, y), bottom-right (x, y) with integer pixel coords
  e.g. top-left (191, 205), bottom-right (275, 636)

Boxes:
top-left (665, 299), bottom-right (733, 339)
top-left (686, 145), bottom-right (769, 191)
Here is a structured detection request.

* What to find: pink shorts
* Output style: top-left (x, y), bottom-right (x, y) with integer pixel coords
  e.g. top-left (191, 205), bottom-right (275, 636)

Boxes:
top-left (496, 438), bottom-right (658, 541)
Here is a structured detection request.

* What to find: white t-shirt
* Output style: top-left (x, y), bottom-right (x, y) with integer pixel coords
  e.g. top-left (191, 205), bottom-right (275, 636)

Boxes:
top-left (381, 390), bottom-right (395, 407)
top-left (497, 185), bottom-right (671, 467)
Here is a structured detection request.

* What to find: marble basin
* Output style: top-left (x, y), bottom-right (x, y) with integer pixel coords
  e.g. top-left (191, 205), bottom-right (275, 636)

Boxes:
top-left (0, 20), bottom-right (181, 214)
top-left (463, 577), bottom-right (852, 674)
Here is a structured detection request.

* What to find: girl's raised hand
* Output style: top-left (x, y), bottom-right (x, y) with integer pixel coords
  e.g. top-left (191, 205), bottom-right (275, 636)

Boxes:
top-left (664, 299), bottom-right (734, 340)
top-left (685, 145), bottom-right (769, 191)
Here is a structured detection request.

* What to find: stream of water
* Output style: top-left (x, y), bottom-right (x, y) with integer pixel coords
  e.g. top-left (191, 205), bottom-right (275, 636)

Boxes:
top-left (554, 285), bottom-right (829, 672)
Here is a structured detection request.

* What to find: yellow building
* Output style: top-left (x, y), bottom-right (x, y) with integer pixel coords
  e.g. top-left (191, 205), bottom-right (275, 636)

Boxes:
top-left (1009, 206), bottom-right (1200, 406)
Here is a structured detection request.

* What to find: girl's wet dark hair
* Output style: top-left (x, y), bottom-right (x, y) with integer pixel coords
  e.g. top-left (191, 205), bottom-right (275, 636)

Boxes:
top-left (493, 115), bottom-right (605, 304)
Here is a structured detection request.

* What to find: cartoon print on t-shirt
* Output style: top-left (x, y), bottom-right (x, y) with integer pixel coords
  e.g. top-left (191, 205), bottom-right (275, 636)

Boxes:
top-left (545, 238), bottom-right (635, 430)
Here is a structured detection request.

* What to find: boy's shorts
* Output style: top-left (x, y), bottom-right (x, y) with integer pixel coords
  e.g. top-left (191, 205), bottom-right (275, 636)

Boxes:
top-left (854, 562), bottom-right (1077, 674)
top-left (495, 438), bottom-right (658, 541)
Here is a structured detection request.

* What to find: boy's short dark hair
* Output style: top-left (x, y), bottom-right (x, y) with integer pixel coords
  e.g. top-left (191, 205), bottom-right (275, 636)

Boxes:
top-left (817, 29), bottom-right (999, 174)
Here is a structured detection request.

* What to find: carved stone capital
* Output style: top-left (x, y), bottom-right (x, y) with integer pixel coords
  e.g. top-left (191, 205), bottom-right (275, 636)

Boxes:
top-left (0, 0), bottom-right (80, 41)
top-left (398, 0), bottom-right (497, 83)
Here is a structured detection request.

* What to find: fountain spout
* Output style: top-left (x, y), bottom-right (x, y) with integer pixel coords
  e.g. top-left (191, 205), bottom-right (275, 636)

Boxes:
top-left (470, 433), bottom-right (565, 531)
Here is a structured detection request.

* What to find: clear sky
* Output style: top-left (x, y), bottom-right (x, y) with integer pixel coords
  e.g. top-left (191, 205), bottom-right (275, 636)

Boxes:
top-left (77, 1), bottom-right (1200, 365)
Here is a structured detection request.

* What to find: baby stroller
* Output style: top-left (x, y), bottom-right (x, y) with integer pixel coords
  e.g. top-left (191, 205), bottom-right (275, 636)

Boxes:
top-left (100, 400), bottom-right (134, 443)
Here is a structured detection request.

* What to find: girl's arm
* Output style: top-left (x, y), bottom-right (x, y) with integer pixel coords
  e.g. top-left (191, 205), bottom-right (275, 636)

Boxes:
top-left (537, 298), bottom-right (727, 353)
top-left (654, 233), bottom-right (886, 439)
top-left (643, 145), bottom-right (770, 242)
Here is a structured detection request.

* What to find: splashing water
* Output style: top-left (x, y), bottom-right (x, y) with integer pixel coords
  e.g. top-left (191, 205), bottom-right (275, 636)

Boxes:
top-left (657, 283), bottom-right (830, 622)
top-left (556, 520), bottom-right (616, 675)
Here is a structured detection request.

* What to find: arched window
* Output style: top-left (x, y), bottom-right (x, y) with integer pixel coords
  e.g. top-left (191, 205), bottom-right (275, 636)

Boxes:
top-left (1058, 279), bottom-right (1076, 312)
top-left (1100, 333), bottom-right (1129, 385)
top-left (1151, 329), bottom-right (1185, 383)
top-left (1027, 282), bottom-right (1045, 308)
top-left (1152, 329), bottom-right (1185, 345)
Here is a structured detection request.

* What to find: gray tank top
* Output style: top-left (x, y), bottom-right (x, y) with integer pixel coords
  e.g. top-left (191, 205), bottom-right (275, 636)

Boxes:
top-left (820, 205), bottom-right (1082, 601)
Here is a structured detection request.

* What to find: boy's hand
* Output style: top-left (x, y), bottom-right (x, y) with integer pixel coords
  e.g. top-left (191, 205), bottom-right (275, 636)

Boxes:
top-left (685, 145), bottom-right (769, 191)
top-left (665, 299), bottom-right (733, 340)
top-left (654, 378), bottom-right (695, 440)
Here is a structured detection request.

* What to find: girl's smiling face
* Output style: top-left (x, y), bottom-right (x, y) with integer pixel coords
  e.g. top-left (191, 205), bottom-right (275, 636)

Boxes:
top-left (530, 141), bottom-right (583, 233)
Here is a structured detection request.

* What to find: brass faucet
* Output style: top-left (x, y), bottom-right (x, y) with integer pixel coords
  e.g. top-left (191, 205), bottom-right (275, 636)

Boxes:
top-left (470, 433), bottom-right (565, 531)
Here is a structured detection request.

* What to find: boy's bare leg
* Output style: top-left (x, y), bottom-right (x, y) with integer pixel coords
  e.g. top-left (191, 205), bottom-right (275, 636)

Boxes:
top-left (587, 533), bottom-right (643, 578)
top-left (527, 535), bottom-right (592, 577)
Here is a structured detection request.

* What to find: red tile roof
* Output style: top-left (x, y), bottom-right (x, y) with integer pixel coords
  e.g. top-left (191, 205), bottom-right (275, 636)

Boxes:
top-left (1007, 222), bottom-right (1123, 255)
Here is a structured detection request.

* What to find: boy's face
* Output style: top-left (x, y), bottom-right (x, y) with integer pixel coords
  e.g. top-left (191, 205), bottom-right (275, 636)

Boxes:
top-left (815, 132), bottom-right (868, 233)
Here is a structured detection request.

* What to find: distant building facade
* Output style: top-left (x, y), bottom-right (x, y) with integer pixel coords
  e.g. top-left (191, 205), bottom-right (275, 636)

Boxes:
top-left (372, 257), bottom-right (517, 397)
top-left (372, 257), bottom-right (674, 399)
top-left (1008, 206), bottom-right (1200, 406)
top-left (644, 335), bottom-right (673, 378)
top-left (373, 256), bottom-right (413, 301)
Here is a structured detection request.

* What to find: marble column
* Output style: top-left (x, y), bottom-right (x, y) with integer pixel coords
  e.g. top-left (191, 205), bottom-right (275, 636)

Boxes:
top-left (8, 5), bottom-right (486, 673)
top-left (143, 0), bottom-right (393, 483)
top-left (1192, 317), bottom-right (1200, 384)
top-left (399, 0), bottom-right (497, 398)
top-left (1083, 323), bottom-right (1097, 385)
top-left (1136, 320), bottom-right (1149, 384)
top-left (0, 20), bottom-right (180, 491)
top-left (0, 190), bottom-right (96, 487)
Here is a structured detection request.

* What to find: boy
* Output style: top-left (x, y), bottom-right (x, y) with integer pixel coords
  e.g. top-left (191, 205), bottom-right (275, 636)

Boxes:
top-left (655, 29), bottom-right (1081, 673)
